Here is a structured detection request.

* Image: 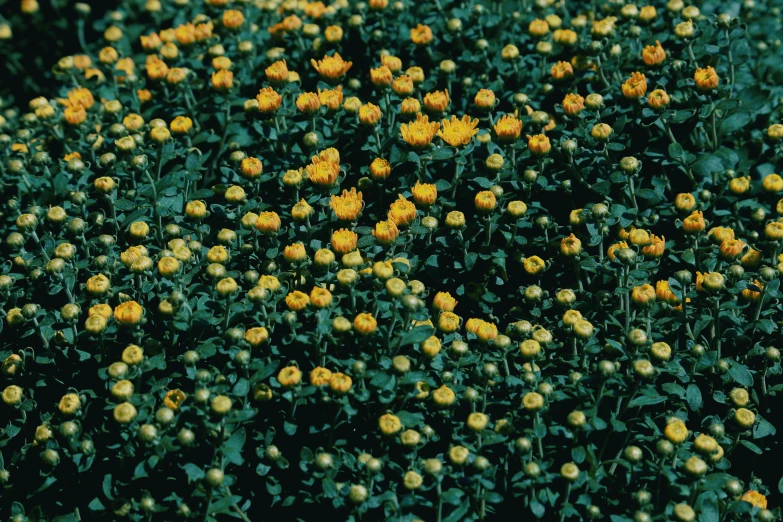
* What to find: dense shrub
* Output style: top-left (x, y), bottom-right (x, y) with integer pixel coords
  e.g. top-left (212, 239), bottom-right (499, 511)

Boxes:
top-left (1, 0), bottom-right (782, 521)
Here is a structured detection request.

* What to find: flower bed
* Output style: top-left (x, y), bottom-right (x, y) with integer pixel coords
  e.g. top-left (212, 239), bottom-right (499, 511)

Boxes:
top-left (0, 0), bottom-right (782, 521)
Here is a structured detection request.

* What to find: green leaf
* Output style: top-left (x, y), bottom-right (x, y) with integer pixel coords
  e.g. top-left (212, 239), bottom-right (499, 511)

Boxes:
top-left (728, 364), bottom-right (753, 387)
top-left (719, 112), bottom-right (751, 137)
top-left (691, 155), bottom-right (724, 178)
top-left (687, 384), bottom-right (703, 411)
top-left (753, 416), bottom-right (776, 439)
top-left (399, 326), bottom-right (436, 346)
top-left (182, 463), bottom-right (205, 482)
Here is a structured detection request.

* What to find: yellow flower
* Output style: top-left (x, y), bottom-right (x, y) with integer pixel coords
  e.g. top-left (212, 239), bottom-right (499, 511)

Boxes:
top-left (332, 229), bottom-right (358, 254)
top-left (529, 18), bottom-right (550, 37)
top-left (163, 389), bottom-right (186, 411)
top-left (372, 220), bottom-right (400, 244)
top-left (527, 134), bottom-right (551, 156)
top-left (256, 211), bottom-right (282, 235)
top-left (256, 87), bottom-right (283, 114)
top-left (311, 53), bottom-right (352, 80)
top-left (307, 156), bottom-right (340, 187)
top-left (412, 181), bottom-right (437, 207)
top-left (391, 75), bottom-right (414, 96)
top-left (741, 491), bottom-right (768, 510)
top-left (694, 66), bottom-right (719, 91)
top-left (400, 113), bottom-right (440, 148)
top-left (278, 366), bottom-right (302, 388)
top-left (494, 114), bottom-right (522, 142)
top-left (622, 72), bottom-right (647, 99)
top-left (424, 89), bottom-right (450, 113)
top-left (388, 195), bottom-right (417, 226)
top-left (438, 115), bottom-right (479, 147)
top-left (265, 60), bottom-right (289, 84)
top-left (296, 92), bottom-right (321, 114)
top-left (664, 418), bottom-right (688, 443)
top-left (114, 301), bottom-right (143, 326)
top-left (354, 313), bottom-right (378, 335)
top-left (562, 93), bottom-right (585, 116)
top-left (330, 188), bottom-right (364, 220)
top-left (642, 41), bottom-right (666, 66)
top-left (285, 291), bottom-right (310, 311)
top-left (318, 86), bottom-right (344, 111)
top-left (370, 65), bottom-right (393, 88)
top-left (359, 103), bottom-right (382, 126)
top-left (410, 24), bottom-right (433, 45)
top-left (523, 255), bottom-right (546, 275)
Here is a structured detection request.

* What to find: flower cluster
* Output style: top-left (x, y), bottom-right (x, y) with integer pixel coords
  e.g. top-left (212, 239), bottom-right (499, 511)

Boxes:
top-left (0, 0), bottom-right (782, 521)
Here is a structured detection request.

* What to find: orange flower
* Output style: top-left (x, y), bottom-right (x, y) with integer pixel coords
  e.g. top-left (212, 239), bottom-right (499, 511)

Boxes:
top-left (694, 66), bottom-right (719, 91)
top-left (370, 65), bottom-right (393, 87)
top-left (648, 89), bottom-right (670, 109)
top-left (494, 114), bottom-right (523, 142)
top-left (607, 241), bottom-right (629, 262)
top-left (412, 181), bottom-right (437, 207)
top-left (400, 113), bottom-right (440, 148)
top-left (474, 89), bottom-right (496, 110)
top-left (424, 89), bottom-right (450, 113)
top-left (369, 158), bottom-right (391, 181)
top-left (388, 195), bottom-right (417, 226)
top-left (392, 75), bottom-right (414, 96)
top-left (682, 211), bottom-right (705, 234)
top-left (373, 220), bottom-right (400, 244)
top-left (332, 229), bottom-right (358, 254)
top-left (741, 491), bottom-right (768, 510)
top-left (622, 72), bottom-right (647, 99)
top-left (163, 389), bottom-right (186, 411)
top-left (256, 212), bottom-right (281, 235)
top-left (318, 86), bottom-right (344, 111)
top-left (330, 188), bottom-right (364, 221)
top-left (265, 60), bottom-right (289, 84)
top-left (410, 24), bottom-right (433, 45)
top-left (433, 292), bottom-right (458, 312)
top-left (359, 103), bottom-right (382, 125)
top-left (354, 313), bottom-right (378, 335)
top-left (114, 301), bottom-right (144, 326)
top-left (562, 94), bottom-right (585, 116)
top-left (720, 238), bottom-right (744, 259)
top-left (641, 41), bottom-right (665, 66)
top-left (551, 61), bottom-right (574, 80)
top-left (560, 234), bottom-right (582, 257)
top-left (641, 234), bottom-right (665, 258)
top-left (211, 70), bottom-right (233, 91)
top-left (296, 92), bottom-right (321, 114)
top-left (438, 115), bottom-right (479, 147)
top-left (655, 280), bottom-right (679, 305)
top-left (742, 280), bottom-right (764, 302)
top-left (527, 134), bottom-right (551, 156)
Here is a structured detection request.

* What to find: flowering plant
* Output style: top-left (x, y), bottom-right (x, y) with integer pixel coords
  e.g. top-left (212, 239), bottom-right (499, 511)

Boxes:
top-left (1, 0), bottom-right (782, 521)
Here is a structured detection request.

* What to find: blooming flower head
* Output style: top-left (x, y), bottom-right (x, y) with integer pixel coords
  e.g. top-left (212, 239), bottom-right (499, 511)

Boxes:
top-left (332, 229), bottom-right (358, 254)
top-left (694, 66), bottom-right (719, 91)
top-left (622, 72), bottom-right (647, 99)
top-left (412, 181), bottom-right (437, 207)
top-left (438, 115), bottom-right (479, 147)
top-left (330, 188), bottom-right (364, 221)
top-left (265, 60), bottom-right (289, 84)
top-left (400, 113), bottom-right (440, 148)
top-left (307, 156), bottom-right (340, 187)
top-left (410, 24), bottom-right (433, 45)
top-left (318, 86), bottom-right (343, 111)
top-left (388, 195), bottom-right (417, 226)
top-left (310, 53), bottom-right (352, 81)
top-left (373, 220), bottom-right (400, 244)
top-left (562, 93), bottom-right (585, 116)
top-left (642, 41), bottom-right (666, 66)
top-left (527, 134), bottom-right (551, 156)
top-left (423, 89), bottom-right (450, 113)
top-left (494, 114), bottom-right (523, 142)
top-left (648, 89), bottom-right (670, 109)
